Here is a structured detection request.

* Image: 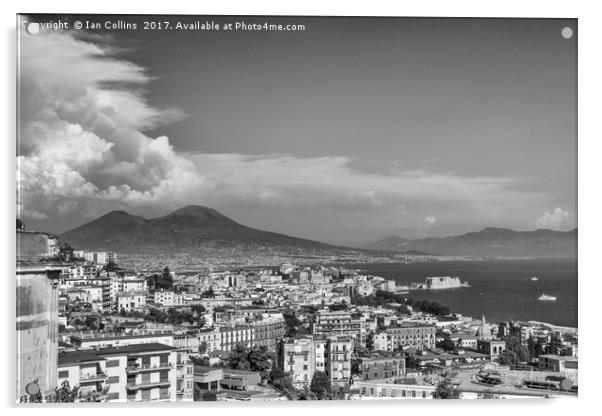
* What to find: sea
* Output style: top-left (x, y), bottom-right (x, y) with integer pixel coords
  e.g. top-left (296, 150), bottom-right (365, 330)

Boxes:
top-left (349, 258), bottom-right (577, 328)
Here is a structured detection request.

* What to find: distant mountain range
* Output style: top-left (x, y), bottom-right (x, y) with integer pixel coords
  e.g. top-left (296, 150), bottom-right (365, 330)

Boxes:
top-left (59, 206), bottom-right (577, 258)
top-left (59, 205), bottom-right (340, 254)
top-left (365, 227), bottom-right (577, 257)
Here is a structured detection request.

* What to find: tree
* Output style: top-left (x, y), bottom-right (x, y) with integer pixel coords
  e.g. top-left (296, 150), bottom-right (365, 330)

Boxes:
top-left (198, 341), bottom-right (208, 355)
top-left (328, 301), bottom-right (348, 312)
top-left (162, 266), bottom-right (173, 282)
top-left (432, 379), bottom-right (461, 399)
top-left (503, 335), bottom-right (530, 363)
top-left (365, 332), bottom-right (375, 352)
top-left (439, 338), bottom-right (456, 351)
top-left (191, 304), bottom-right (206, 315)
top-left (227, 344), bottom-right (251, 370)
top-left (49, 380), bottom-right (80, 402)
top-left (248, 345), bottom-right (272, 380)
top-left (202, 287), bottom-right (215, 298)
top-left (309, 371), bottom-right (332, 400)
top-left (283, 311), bottom-right (301, 337)
top-left (497, 350), bottom-right (518, 366)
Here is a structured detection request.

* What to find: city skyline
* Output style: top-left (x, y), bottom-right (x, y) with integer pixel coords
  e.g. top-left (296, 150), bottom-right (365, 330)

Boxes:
top-left (18, 16), bottom-right (577, 246)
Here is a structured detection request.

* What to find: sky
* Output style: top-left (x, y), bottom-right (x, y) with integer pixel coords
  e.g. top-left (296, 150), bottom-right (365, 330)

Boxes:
top-left (17, 15), bottom-right (577, 246)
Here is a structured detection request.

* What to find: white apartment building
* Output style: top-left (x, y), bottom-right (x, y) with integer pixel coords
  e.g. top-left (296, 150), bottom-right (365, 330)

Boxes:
top-left (57, 343), bottom-right (178, 402)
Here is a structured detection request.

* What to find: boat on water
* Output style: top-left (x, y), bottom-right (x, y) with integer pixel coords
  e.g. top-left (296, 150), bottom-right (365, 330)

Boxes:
top-left (530, 276), bottom-right (539, 281)
top-left (538, 294), bottom-right (557, 301)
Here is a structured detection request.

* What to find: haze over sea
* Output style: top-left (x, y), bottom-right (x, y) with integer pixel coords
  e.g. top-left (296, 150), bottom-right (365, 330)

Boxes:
top-left (355, 258), bottom-right (577, 327)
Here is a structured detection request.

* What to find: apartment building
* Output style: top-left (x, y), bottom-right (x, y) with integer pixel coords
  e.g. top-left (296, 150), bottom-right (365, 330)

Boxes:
top-left (57, 351), bottom-right (110, 402)
top-left (356, 355), bottom-right (405, 381)
top-left (219, 326), bottom-right (254, 351)
top-left (69, 330), bottom-right (174, 349)
top-left (281, 337), bottom-right (316, 387)
top-left (57, 343), bottom-right (177, 402)
top-left (175, 349), bottom-right (194, 401)
top-left (386, 324), bottom-right (436, 350)
top-left (153, 290), bottom-right (184, 307)
top-left (251, 316), bottom-right (286, 352)
top-left (312, 310), bottom-right (362, 340)
top-left (327, 336), bottom-right (353, 388)
top-left (279, 335), bottom-right (352, 389)
top-left (117, 291), bottom-right (147, 312)
top-left (198, 327), bottom-right (221, 353)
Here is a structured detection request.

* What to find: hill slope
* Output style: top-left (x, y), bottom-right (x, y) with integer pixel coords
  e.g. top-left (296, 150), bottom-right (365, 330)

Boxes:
top-left (365, 227), bottom-right (577, 257)
top-left (60, 205), bottom-right (337, 253)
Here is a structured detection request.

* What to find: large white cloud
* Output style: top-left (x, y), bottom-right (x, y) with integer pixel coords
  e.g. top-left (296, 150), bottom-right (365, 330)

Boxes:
top-left (17, 30), bottom-right (208, 220)
top-left (535, 208), bottom-right (571, 230)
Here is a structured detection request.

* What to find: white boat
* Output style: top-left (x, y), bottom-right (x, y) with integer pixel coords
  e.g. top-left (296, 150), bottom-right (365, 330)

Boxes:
top-left (530, 276), bottom-right (539, 281)
top-left (538, 294), bottom-right (556, 301)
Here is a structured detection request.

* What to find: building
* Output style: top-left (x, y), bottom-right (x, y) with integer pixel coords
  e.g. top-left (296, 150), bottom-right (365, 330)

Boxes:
top-left (57, 343), bottom-right (177, 402)
top-left (251, 315), bottom-right (286, 352)
top-left (280, 335), bottom-right (351, 389)
top-left (219, 326), bottom-right (254, 352)
top-left (281, 337), bottom-right (317, 387)
top-left (69, 330), bottom-right (174, 349)
top-left (312, 310), bottom-right (362, 340)
top-left (356, 355), bottom-right (405, 381)
top-left (117, 291), bottom-right (147, 313)
top-left (538, 355), bottom-right (578, 384)
top-left (477, 339), bottom-right (506, 360)
top-left (104, 343), bottom-right (177, 402)
top-left (175, 349), bottom-right (194, 401)
top-left (326, 336), bottom-right (353, 388)
top-left (386, 324), bottom-right (436, 350)
top-left (57, 351), bottom-right (110, 402)
top-left (153, 290), bottom-right (184, 307)
top-left (17, 263), bottom-right (62, 400)
top-left (193, 365), bottom-right (223, 399)
top-left (198, 327), bottom-right (221, 353)
top-left (356, 378), bottom-right (435, 399)
top-left (220, 369), bottom-right (262, 391)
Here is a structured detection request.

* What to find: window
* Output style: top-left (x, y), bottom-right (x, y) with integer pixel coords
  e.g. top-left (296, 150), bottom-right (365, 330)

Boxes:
top-left (108, 376), bottom-right (119, 384)
top-left (108, 392), bottom-right (119, 400)
top-left (106, 359), bottom-right (120, 368)
top-left (58, 370), bottom-right (69, 378)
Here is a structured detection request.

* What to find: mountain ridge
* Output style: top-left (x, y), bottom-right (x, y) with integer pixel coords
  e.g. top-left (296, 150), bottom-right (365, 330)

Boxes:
top-left (59, 205), bottom-right (339, 253)
top-left (365, 227), bottom-right (577, 257)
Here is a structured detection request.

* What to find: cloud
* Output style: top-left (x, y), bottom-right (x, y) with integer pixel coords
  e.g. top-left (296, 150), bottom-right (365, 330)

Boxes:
top-left (17, 30), bottom-right (205, 220)
top-left (424, 216), bottom-right (437, 226)
top-left (535, 208), bottom-right (570, 230)
top-left (17, 28), bottom-right (554, 238)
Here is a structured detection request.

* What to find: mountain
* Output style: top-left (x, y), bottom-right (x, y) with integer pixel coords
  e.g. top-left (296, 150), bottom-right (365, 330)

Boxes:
top-left (59, 205), bottom-right (339, 253)
top-left (365, 227), bottom-right (577, 258)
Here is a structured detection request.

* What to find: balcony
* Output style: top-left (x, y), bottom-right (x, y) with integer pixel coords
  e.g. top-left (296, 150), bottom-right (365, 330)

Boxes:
top-left (79, 372), bottom-right (109, 383)
top-left (126, 363), bottom-right (172, 373)
top-left (126, 380), bottom-right (171, 390)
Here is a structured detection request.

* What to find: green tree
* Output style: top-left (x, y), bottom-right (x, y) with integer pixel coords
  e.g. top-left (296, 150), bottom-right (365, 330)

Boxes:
top-left (198, 341), bottom-right (208, 355)
top-left (309, 371), bottom-right (332, 400)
